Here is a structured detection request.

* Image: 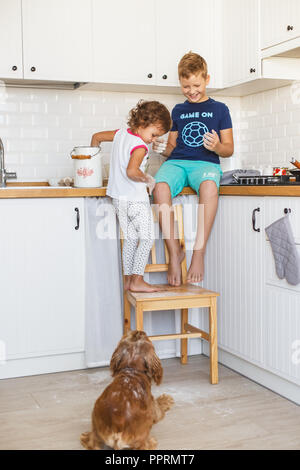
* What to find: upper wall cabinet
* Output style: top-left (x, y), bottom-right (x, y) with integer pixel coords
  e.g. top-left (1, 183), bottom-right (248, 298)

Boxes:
top-left (0, 0), bottom-right (23, 79)
top-left (261, 0), bottom-right (300, 50)
top-left (155, 0), bottom-right (220, 88)
top-left (92, 0), bottom-right (156, 86)
top-left (22, 0), bottom-right (92, 82)
top-left (221, 0), bottom-right (260, 87)
top-left (92, 0), bottom-right (220, 89)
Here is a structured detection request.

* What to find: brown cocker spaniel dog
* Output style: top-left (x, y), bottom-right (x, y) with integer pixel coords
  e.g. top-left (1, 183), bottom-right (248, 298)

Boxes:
top-left (80, 330), bottom-right (174, 450)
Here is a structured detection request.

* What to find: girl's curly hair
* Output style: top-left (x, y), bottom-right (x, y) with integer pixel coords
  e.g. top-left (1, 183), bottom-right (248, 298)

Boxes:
top-left (127, 100), bottom-right (171, 133)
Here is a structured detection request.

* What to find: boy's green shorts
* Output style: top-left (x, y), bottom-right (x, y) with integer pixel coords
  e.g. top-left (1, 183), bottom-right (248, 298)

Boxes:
top-left (154, 159), bottom-right (223, 198)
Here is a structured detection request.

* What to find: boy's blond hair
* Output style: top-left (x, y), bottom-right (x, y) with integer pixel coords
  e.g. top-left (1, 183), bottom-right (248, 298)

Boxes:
top-left (178, 52), bottom-right (208, 79)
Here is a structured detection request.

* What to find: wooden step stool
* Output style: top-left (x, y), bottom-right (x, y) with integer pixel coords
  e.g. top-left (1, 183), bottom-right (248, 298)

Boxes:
top-left (121, 204), bottom-right (219, 384)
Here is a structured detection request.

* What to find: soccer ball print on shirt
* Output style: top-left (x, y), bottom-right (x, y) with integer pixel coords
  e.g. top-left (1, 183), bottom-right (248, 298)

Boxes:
top-left (181, 121), bottom-right (209, 148)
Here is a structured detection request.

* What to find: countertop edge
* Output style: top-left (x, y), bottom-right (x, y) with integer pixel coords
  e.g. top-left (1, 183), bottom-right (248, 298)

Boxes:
top-left (1, 185), bottom-right (300, 198)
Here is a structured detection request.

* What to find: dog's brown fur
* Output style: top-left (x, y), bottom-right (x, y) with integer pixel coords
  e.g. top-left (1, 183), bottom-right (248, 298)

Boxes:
top-left (80, 330), bottom-right (174, 450)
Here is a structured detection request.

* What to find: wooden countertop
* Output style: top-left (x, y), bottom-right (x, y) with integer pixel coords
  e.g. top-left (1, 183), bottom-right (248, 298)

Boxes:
top-left (1, 182), bottom-right (300, 198)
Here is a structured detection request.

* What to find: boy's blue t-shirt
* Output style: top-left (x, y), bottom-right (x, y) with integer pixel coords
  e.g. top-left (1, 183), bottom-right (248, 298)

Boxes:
top-left (169, 98), bottom-right (232, 165)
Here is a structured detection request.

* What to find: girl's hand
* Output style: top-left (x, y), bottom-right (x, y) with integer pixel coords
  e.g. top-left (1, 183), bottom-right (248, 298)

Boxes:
top-left (145, 174), bottom-right (156, 195)
top-left (203, 129), bottom-right (220, 153)
top-left (152, 138), bottom-right (167, 154)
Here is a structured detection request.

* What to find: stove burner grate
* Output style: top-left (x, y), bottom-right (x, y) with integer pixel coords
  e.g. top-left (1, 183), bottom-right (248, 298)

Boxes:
top-left (234, 174), bottom-right (300, 185)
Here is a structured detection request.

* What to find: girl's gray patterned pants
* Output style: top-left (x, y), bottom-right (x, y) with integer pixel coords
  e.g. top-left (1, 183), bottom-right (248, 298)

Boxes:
top-left (112, 198), bottom-right (154, 276)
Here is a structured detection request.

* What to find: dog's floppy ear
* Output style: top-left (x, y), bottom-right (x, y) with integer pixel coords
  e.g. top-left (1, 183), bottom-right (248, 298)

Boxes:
top-left (146, 347), bottom-right (163, 385)
top-left (110, 337), bottom-right (128, 376)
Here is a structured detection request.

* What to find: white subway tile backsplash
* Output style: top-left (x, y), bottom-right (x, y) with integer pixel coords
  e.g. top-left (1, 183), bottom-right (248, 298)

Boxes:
top-left (271, 152), bottom-right (288, 165)
top-left (32, 114), bottom-right (57, 127)
top-left (5, 153), bottom-right (21, 166)
top-left (21, 153), bottom-right (48, 166)
top-left (70, 102), bottom-right (94, 116)
top-left (20, 102), bottom-right (46, 113)
top-left (264, 140), bottom-right (278, 152)
top-left (0, 102), bottom-right (19, 113)
top-left (271, 126), bottom-right (286, 138)
top-left (291, 136), bottom-right (300, 149)
top-left (258, 127), bottom-right (272, 140)
top-left (291, 108), bottom-right (300, 122)
top-left (240, 84), bottom-right (300, 167)
top-left (0, 82), bottom-right (299, 179)
top-left (271, 100), bottom-right (286, 113)
top-left (277, 110), bottom-right (291, 125)
top-left (7, 139), bottom-right (32, 152)
top-left (7, 114), bottom-right (33, 126)
top-left (277, 138), bottom-right (292, 152)
top-left (263, 113), bottom-right (277, 127)
top-left (21, 128), bottom-right (48, 139)
top-left (249, 116), bottom-right (264, 129)
top-left (286, 123), bottom-right (300, 136)
top-left (250, 141), bottom-right (264, 153)
top-left (47, 127), bottom-right (72, 140)
top-left (32, 140), bottom-right (58, 153)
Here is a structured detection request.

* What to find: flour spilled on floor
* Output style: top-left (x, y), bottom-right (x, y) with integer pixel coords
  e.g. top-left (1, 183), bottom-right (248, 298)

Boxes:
top-left (157, 384), bottom-right (235, 418)
top-left (157, 385), bottom-right (206, 405)
top-left (82, 369), bottom-right (111, 385)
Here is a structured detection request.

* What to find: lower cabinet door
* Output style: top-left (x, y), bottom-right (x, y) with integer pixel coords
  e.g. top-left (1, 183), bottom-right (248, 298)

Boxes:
top-left (205, 196), bottom-right (265, 365)
top-left (0, 198), bottom-right (85, 361)
top-left (264, 196), bottom-right (300, 384)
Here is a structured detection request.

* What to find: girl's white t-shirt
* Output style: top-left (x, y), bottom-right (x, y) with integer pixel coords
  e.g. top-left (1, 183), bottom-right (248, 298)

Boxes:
top-left (106, 128), bottom-right (149, 201)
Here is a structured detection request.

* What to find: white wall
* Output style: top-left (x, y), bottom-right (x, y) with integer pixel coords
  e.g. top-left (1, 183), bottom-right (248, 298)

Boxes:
top-left (1, 83), bottom-right (299, 181)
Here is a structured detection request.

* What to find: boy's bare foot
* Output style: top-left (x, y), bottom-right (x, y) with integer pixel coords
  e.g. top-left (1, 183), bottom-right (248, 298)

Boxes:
top-left (187, 250), bottom-right (205, 283)
top-left (129, 275), bottom-right (163, 293)
top-left (124, 275), bottom-right (132, 290)
top-left (168, 247), bottom-right (185, 287)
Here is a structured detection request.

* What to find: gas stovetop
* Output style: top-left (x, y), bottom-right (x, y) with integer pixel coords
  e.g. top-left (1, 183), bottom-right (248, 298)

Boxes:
top-left (229, 175), bottom-right (300, 186)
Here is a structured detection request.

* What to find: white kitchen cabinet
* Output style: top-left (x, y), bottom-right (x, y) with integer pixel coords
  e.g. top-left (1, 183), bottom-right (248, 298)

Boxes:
top-left (155, 0), bottom-right (220, 88)
top-left (205, 196), bottom-right (265, 365)
top-left (0, 0), bottom-right (23, 79)
top-left (22, 0), bottom-right (92, 82)
top-left (261, 0), bottom-right (300, 50)
top-left (264, 197), bottom-right (300, 384)
top-left (221, 0), bottom-right (260, 87)
top-left (205, 195), bottom-right (300, 399)
top-left (92, 0), bottom-right (156, 85)
top-left (92, 0), bottom-right (220, 88)
top-left (0, 198), bottom-right (85, 379)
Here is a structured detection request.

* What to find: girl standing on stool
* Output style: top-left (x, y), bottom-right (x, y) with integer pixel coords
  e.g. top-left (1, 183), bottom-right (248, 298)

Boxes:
top-left (91, 100), bottom-right (172, 292)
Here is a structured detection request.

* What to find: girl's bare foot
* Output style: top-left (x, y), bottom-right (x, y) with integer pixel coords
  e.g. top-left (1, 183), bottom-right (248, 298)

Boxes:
top-left (187, 250), bottom-right (205, 283)
top-left (124, 275), bottom-right (132, 290)
top-left (129, 275), bottom-right (163, 293)
top-left (168, 247), bottom-right (185, 287)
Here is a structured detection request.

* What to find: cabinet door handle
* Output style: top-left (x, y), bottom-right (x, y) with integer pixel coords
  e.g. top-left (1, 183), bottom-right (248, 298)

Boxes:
top-left (12, 65), bottom-right (18, 71)
top-left (162, 74), bottom-right (167, 79)
top-left (250, 67), bottom-right (256, 73)
top-left (75, 207), bottom-right (80, 230)
top-left (287, 25), bottom-right (294, 31)
top-left (31, 66), bottom-right (36, 72)
top-left (252, 207), bottom-right (260, 232)
top-left (147, 73), bottom-right (153, 78)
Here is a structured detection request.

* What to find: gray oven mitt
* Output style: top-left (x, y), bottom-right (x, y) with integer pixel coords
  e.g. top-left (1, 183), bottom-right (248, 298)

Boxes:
top-left (265, 215), bottom-right (300, 285)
